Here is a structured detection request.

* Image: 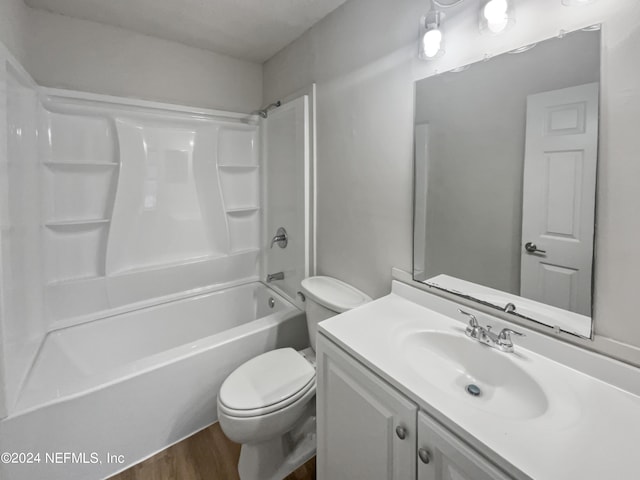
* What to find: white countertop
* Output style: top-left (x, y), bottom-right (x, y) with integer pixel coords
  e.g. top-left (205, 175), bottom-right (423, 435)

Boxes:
top-left (318, 281), bottom-right (640, 480)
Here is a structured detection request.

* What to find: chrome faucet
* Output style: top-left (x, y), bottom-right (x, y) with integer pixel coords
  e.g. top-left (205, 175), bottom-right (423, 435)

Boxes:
top-left (458, 309), bottom-right (524, 353)
top-left (266, 272), bottom-right (284, 283)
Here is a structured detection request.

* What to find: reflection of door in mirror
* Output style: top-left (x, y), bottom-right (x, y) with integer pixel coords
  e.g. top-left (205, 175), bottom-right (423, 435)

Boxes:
top-left (521, 83), bottom-right (598, 316)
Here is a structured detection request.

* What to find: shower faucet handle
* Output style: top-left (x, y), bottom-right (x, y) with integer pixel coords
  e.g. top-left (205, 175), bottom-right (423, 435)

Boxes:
top-left (270, 227), bottom-right (288, 249)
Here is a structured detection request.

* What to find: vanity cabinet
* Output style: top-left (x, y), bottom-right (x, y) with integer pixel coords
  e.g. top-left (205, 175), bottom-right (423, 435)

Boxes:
top-left (317, 335), bottom-right (514, 480)
top-left (316, 335), bottom-right (417, 479)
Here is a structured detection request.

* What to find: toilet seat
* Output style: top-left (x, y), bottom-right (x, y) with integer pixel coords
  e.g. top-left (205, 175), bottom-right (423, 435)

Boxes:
top-left (219, 378), bottom-right (315, 418)
top-left (218, 348), bottom-right (316, 418)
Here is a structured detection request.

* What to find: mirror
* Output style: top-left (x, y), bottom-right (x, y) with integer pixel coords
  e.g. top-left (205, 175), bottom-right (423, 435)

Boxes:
top-left (413, 28), bottom-right (600, 338)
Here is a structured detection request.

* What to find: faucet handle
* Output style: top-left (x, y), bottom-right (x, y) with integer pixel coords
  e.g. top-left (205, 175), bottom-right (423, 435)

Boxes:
top-left (497, 328), bottom-right (525, 351)
top-left (459, 309), bottom-right (481, 338)
top-left (458, 309), bottom-right (478, 326)
top-left (270, 227), bottom-right (288, 249)
top-left (498, 328), bottom-right (524, 340)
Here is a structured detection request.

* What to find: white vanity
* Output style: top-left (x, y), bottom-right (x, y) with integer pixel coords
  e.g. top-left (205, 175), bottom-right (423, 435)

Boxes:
top-left (316, 280), bottom-right (640, 480)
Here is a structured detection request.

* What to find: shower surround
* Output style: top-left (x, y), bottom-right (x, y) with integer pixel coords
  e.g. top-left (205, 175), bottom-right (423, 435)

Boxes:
top-left (0, 45), bottom-right (310, 480)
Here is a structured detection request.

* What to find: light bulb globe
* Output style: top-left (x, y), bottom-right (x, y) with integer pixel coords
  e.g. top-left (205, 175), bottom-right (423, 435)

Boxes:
top-left (422, 29), bottom-right (443, 58)
top-left (483, 0), bottom-right (508, 23)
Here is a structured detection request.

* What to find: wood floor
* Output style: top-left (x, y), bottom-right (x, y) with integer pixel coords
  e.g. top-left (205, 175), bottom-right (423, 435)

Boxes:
top-left (109, 422), bottom-right (316, 480)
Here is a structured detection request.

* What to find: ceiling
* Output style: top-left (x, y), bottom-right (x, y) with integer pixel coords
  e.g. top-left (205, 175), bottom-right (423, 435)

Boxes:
top-left (24, 0), bottom-right (349, 63)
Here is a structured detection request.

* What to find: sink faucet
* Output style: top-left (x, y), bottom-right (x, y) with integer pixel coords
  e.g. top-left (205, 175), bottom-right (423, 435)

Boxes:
top-left (266, 272), bottom-right (284, 283)
top-left (458, 309), bottom-right (524, 353)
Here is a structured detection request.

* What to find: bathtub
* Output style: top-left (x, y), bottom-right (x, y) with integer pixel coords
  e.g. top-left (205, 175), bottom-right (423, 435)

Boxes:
top-left (0, 282), bottom-right (307, 480)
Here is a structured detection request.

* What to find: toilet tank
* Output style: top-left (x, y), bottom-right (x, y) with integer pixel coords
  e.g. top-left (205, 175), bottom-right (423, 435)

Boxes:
top-left (300, 276), bottom-right (371, 350)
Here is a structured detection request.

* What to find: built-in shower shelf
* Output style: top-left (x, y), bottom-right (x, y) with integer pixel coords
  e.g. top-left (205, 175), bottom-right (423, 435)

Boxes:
top-left (47, 275), bottom-right (106, 288)
top-left (45, 219), bottom-right (110, 229)
top-left (218, 164), bottom-right (259, 169)
top-left (43, 161), bottom-right (119, 168)
top-left (231, 247), bottom-right (260, 255)
top-left (225, 207), bottom-right (260, 214)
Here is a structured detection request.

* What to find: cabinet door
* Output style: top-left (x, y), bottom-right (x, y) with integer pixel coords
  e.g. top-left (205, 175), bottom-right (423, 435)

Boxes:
top-left (317, 336), bottom-right (417, 480)
top-left (417, 412), bottom-right (513, 480)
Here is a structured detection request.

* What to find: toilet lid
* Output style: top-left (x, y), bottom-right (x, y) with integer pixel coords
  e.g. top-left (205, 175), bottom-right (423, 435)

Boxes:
top-left (219, 348), bottom-right (315, 411)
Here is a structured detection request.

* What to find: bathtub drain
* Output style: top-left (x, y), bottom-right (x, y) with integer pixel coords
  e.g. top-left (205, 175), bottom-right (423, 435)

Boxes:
top-left (268, 297), bottom-right (275, 308)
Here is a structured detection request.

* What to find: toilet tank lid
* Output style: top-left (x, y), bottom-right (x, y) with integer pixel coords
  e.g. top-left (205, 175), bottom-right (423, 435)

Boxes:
top-left (300, 276), bottom-right (372, 313)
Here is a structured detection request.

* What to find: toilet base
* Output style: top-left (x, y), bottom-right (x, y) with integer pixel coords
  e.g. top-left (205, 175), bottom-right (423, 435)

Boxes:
top-left (238, 413), bottom-right (316, 480)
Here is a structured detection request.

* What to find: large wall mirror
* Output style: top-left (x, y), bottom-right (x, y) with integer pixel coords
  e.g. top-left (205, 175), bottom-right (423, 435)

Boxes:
top-left (413, 28), bottom-right (600, 338)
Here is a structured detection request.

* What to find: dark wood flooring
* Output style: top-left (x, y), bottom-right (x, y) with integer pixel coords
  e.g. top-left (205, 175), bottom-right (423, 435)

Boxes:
top-left (108, 422), bottom-right (316, 480)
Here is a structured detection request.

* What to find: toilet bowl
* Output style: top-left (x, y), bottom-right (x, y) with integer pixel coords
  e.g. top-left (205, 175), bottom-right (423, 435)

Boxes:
top-left (217, 276), bottom-right (371, 480)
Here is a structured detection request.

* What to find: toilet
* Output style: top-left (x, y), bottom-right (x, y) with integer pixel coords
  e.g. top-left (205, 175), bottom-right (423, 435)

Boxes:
top-left (217, 276), bottom-right (371, 480)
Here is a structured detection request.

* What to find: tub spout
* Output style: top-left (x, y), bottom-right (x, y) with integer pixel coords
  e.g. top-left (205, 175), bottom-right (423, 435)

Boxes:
top-left (266, 272), bottom-right (285, 283)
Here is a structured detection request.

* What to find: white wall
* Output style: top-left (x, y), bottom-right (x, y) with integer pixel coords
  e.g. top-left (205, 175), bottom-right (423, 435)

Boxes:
top-left (263, 0), bottom-right (640, 355)
top-left (26, 8), bottom-right (262, 113)
top-left (265, 0), bottom-right (419, 300)
top-left (0, 0), bottom-right (29, 64)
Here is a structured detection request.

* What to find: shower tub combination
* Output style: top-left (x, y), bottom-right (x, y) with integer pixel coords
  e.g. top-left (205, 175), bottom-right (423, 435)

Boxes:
top-left (0, 52), bottom-right (312, 480)
top-left (0, 282), bottom-right (307, 480)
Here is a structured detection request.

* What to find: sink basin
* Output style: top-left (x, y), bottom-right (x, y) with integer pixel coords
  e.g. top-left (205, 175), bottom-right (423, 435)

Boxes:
top-left (402, 331), bottom-right (549, 420)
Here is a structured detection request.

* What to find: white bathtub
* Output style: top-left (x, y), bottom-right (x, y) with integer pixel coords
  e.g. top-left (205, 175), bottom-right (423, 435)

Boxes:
top-left (0, 282), bottom-right (307, 480)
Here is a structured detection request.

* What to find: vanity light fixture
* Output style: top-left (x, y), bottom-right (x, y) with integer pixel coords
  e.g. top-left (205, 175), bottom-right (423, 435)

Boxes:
top-left (479, 0), bottom-right (515, 34)
top-left (420, 9), bottom-right (445, 60)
